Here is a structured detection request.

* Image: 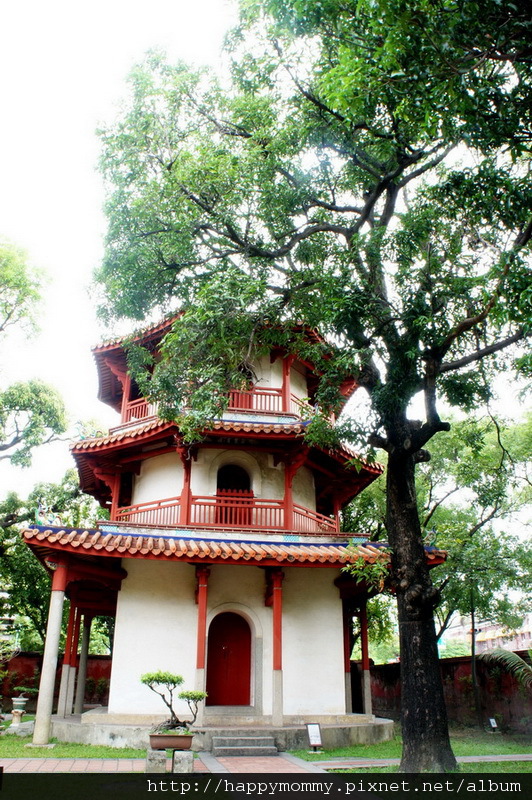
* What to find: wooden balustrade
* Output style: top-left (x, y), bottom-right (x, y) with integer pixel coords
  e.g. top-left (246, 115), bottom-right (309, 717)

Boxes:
top-left (228, 388), bottom-right (283, 413)
top-left (120, 388), bottom-right (312, 425)
top-left (293, 503), bottom-right (338, 533)
top-left (115, 495), bottom-right (335, 533)
top-left (123, 398), bottom-right (158, 423)
top-left (116, 497), bottom-right (181, 526)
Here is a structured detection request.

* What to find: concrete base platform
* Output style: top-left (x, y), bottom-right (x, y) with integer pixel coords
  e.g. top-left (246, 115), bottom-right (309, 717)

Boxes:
top-left (196, 719), bottom-right (393, 751)
top-left (51, 712), bottom-right (394, 751)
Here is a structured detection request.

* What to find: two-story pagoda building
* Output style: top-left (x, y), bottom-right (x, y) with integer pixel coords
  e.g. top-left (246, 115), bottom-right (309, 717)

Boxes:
top-left (24, 318), bottom-right (445, 748)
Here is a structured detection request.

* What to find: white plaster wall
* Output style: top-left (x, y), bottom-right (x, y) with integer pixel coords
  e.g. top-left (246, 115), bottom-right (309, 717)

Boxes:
top-left (282, 568), bottom-right (346, 715)
top-left (268, 357), bottom-right (283, 389)
top-left (109, 560), bottom-right (345, 719)
top-left (132, 452), bottom-right (184, 505)
top-left (108, 560), bottom-right (197, 717)
top-left (291, 361), bottom-right (308, 400)
top-left (253, 355), bottom-right (274, 388)
top-left (292, 465), bottom-right (316, 511)
top-left (191, 448), bottom-right (280, 499)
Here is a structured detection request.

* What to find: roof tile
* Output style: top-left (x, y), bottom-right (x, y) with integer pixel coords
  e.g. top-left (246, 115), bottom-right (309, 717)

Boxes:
top-left (22, 525), bottom-right (447, 569)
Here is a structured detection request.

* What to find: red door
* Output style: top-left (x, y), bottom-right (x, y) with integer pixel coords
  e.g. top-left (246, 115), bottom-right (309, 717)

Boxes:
top-left (206, 612), bottom-right (251, 705)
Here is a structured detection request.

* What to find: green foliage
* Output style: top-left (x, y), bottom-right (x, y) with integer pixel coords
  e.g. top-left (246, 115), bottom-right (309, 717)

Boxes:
top-left (0, 239), bottom-right (67, 467)
top-left (479, 648), bottom-right (532, 692)
top-left (0, 239), bottom-right (42, 337)
top-left (96, 5), bottom-right (531, 453)
top-left (0, 470), bottom-right (106, 647)
top-left (345, 546), bottom-right (391, 591)
top-left (0, 380), bottom-right (67, 467)
top-left (345, 416), bottom-right (532, 639)
top-left (140, 671), bottom-right (207, 728)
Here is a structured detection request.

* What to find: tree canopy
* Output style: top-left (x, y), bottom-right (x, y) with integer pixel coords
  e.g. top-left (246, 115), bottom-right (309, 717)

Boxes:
top-left (346, 414), bottom-right (532, 643)
top-left (0, 239), bottom-right (42, 338)
top-left (0, 470), bottom-right (108, 649)
top-left (95, 0), bottom-right (531, 772)
top-left (0, 240), bottom-right (67, 467)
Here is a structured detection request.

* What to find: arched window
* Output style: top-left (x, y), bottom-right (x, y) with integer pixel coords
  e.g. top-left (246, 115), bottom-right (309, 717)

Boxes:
top-left (216, 465), bottom-right (253, 526)
top-left (217, 465), bottom-right (251, 493)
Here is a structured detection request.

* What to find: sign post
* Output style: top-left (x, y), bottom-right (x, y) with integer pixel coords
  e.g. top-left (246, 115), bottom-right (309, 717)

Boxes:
top-left (306, 722), bottom-right (323, 754)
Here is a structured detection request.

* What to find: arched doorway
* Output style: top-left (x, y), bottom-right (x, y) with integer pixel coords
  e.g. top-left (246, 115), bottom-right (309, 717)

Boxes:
top-left (206, 612), bottom-right (251, 705)
top-left (216, 465), bottom-right (254, 526)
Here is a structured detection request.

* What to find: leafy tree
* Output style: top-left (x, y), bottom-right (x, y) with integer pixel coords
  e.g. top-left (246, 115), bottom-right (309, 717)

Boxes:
top-left (345, 416), bottom-right (532, 640)
top-left (95, 1), bottom-right (531, 771)
top-left (0, 380), bottom-right (67, 467)
top-left (0, 240), bottom-right (67, 466)
top-left (0, 239), bottom-right (41, 337)
top-left (0, 470), bottom-right (106, 647)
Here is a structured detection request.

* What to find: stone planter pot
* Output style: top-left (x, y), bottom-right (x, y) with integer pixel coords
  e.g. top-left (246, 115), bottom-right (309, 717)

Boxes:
top-left (149, 733), bottom-right (193, 750)
top-left (12, 697), bottom-right (28, 713)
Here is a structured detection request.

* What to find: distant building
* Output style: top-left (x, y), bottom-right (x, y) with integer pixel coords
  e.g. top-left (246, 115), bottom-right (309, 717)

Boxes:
top-left (442, 613), bottom-right (532, 654)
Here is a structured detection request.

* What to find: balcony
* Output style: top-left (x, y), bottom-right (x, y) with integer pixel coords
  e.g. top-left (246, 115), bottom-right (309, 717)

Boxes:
top-left (227, 388), bottom-right (308, 417)
top-left (115, 494), bottom-right (338, 534)
top-left (116, 388), bottom-right (310, 431)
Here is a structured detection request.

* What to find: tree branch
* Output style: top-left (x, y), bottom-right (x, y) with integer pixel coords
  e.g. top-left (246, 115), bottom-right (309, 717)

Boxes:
top-left (440, 329), bottom-right (525, 373)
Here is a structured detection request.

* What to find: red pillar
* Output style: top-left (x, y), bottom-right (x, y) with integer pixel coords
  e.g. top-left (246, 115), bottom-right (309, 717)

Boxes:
top-left (284, 463), bottom-right (294, 530)
top-left (120, 374), bottom-right (132, 421)
top-left (281, 356), bottom-right (294, 413)
top-left (33, 562), bottom-right (68, 743)
top-left (179, 451), bottom-right (192, 525)
top-left (110, 474), bottom-right (120, 521)
top-left (272, 570), bottom-right (284, 671)
top-left (342, 602), bottom-right (352, 675)
top-left (195, 567), bottom-right (210, 669)
top-left (360, 603), bottom-right (370, 672)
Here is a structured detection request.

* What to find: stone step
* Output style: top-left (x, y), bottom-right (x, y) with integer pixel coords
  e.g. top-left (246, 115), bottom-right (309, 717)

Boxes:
top-left (212, 735), bottom-right (276, 748)
top-left (211, 734), bottom-right (278, 757)
top-left (212, 745), bottom-right (279, 757)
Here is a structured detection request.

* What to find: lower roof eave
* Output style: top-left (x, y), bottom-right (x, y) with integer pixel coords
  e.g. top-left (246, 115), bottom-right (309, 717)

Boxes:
top-left (22, 524), bottom-right (446, 572)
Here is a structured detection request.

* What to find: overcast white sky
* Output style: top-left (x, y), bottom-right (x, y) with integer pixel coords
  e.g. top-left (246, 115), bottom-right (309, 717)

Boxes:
top-left (0, 0), bottom-right (236, 497)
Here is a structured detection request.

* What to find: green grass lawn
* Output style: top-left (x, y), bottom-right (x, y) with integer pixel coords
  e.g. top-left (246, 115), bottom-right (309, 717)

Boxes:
top-left (291, 728), bottom-right (532, 762)
top-left (333, 763), bottom-right (532, 774)
top-left (0, 735), bottom-right (146, 759)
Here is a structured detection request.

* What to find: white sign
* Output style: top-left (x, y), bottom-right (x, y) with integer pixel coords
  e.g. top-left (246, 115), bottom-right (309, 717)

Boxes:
top-left (306, 723), bottom-right (322, 747)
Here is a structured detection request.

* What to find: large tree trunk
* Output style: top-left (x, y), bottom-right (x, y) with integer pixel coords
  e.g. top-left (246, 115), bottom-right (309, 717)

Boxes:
top-left (386, 450), bottom-right (457, 772)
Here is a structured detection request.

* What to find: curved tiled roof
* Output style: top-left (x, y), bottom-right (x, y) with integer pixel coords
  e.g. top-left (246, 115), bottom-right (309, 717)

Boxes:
top-left (71, 417), bottom-right (383, 475)
top-left (23, 526), bottom-right (446, 569)
top-left (71, 419), bottom-right (173, 452)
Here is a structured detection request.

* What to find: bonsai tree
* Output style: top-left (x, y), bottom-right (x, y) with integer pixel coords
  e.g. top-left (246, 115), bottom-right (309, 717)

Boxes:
top-left (140, 670), bottom-right (207, 731)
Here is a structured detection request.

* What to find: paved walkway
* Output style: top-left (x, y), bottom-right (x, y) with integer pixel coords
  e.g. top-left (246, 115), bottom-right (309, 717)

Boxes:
top-left (1, 752), bottom-right (531, 773)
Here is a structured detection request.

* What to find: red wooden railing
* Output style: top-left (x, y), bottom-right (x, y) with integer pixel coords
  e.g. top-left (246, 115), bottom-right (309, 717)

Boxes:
top-left (115, 494), bottom-right (336, 532)
top-left (228, 387), bottom-right (283, 413)
top-left (228, 388), bottom-right (311, 417)
top-left (119, 388), bottom-right (311, 426)
top-left (189, 494), bottom-right (285, 529)
top-left (116, 496), bottom-right (181, 526)
top-left (122, 398), bottom-right (158, 424)
top-left (293, 504), bottom-right (338, 533)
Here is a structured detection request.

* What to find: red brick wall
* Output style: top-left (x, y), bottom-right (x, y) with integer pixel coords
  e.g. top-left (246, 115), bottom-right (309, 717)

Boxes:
top-left (1, 652), bottom-right (112, 711)
top-left (370, 652), bottom-right (532, 733)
